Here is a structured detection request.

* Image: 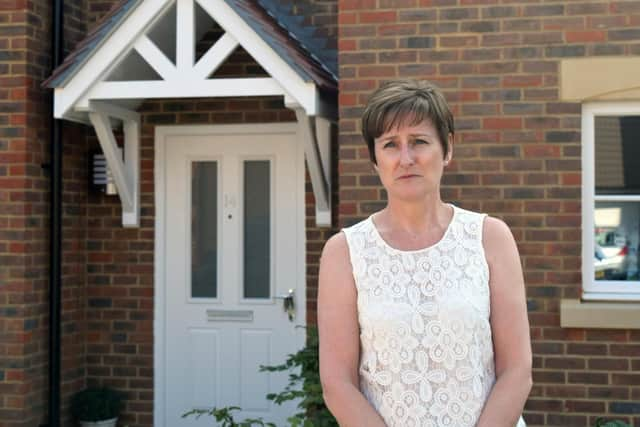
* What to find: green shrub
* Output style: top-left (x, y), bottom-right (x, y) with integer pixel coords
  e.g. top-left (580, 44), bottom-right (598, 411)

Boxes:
top-left (260, 326), bottom-right (337, 427)
top-left (182, 406), bottom-right (275, 427)
top-left (183, 326), bottom-right (337, 427)
top-left (595, 419), bottom-right (631, 427)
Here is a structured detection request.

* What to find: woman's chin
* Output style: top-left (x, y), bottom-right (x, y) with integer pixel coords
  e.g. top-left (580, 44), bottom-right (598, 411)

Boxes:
top-left (390, 189), bottom-right (430, 202)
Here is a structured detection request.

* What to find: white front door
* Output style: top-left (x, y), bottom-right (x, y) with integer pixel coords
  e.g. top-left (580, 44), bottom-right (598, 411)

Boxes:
top-left (155, 124), bottom-right (305, 426)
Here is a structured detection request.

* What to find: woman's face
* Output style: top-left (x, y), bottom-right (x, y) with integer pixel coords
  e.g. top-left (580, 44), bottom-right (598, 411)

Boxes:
top-left (373, 118), bottom-right (452, 202)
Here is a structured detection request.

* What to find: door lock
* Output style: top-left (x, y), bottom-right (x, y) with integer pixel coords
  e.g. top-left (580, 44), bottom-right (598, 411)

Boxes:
top-left (275, 289), bottom-right (295, 321)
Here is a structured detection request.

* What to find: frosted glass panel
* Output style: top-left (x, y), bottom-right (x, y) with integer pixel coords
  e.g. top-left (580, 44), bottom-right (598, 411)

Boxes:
top-left (244, 161), bottom-right (270, 299)
top-left (192, 162), bottom-right (218, 298)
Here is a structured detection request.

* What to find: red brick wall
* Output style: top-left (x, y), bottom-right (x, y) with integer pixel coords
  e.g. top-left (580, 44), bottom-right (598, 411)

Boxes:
top-left (0, 1), bottom-right (32, 422)
top-left (60, 120), bottom-right (90, 427)
top-left (0, 0), bottom-right (87, 425)
top-left (87, 0), bottom-right (118, 26)
top-left (338, 1), bottom-right (640, 426)
top-left (61, 4), bottom-right (90, 426)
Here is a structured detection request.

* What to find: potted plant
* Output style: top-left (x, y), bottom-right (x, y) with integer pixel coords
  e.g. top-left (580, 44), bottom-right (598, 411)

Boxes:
top-left (71, 387), bottom-right (123, 427)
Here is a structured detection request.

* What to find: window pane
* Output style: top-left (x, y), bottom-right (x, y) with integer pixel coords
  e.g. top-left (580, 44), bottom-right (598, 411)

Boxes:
top-left (595, 116), bottom-right (640, 195)
top-left (192, 162), bottom-right (218, 298)
top-left (244, 160), bottom-right (270, 299)
top-left (594, 201), bottom-right (640, 281)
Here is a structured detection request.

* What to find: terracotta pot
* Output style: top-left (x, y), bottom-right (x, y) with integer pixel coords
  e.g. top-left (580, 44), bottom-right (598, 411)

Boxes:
top-left (79, 418), bottom-right (117, 427)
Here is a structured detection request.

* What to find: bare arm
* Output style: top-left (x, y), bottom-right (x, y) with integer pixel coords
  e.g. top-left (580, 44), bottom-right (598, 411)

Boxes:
top-left (476, 217), bottom-right (533, 427)
top-left (318, 232), bottom-right (387, 427)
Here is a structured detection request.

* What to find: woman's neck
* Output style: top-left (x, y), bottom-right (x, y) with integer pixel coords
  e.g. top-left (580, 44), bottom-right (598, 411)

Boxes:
top-left (378, 196), bottom-right (451, 236)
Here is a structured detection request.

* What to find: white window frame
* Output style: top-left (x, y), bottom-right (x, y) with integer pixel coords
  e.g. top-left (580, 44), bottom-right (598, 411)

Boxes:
top-left (582, 101), bottom-right (640, 301)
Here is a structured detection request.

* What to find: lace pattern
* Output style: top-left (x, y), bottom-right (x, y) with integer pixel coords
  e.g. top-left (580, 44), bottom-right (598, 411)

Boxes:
top-left (343, 205), bottom-right (523, 427)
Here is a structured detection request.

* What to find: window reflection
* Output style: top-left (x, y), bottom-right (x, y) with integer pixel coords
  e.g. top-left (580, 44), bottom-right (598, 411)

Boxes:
top-left (594, 202), bottom-right (640, 281)
top-left (595, 116), bottom-right (640, 195)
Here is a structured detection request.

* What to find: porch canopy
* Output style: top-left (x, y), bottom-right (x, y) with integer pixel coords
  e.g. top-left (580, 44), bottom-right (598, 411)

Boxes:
top-left (44, 0), bottom-right (338, 227)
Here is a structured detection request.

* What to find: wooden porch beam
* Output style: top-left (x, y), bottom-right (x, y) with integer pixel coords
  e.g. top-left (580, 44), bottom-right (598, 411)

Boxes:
top-left (192, 32), bottom-right (238, 80)
top-left (294, 108), bottom-right (331, 227)
top-left (78, 78), bottom-right (285, 107)
top-left (88, 107), bottom-right (140, 227)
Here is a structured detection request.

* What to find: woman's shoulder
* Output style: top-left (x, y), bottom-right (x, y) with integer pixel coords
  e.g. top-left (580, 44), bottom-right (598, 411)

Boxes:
top-left (341, 215), bottom-right (372, 234)
top-left (451, 206), bottom-right (514, 248)
top-left (480, 215), bottom-right (518, 264)
top-left (319, 232), bottom-right (356, 285)
top-left (452, 204), bottom-right (486, 221)
top-left (322, 215), bottom-right (375, 264)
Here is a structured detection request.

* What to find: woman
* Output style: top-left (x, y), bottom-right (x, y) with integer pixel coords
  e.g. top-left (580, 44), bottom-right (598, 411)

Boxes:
top-left (318, 79), bottom-right (532, 427)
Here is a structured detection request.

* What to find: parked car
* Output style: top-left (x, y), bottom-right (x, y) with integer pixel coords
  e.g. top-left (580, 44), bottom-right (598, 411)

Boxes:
top-left (594, 241), bottom-right (638, 281)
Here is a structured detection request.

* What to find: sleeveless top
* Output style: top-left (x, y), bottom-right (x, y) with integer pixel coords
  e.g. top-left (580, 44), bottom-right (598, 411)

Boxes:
top-left (342, 204), bottom-right (526, 427)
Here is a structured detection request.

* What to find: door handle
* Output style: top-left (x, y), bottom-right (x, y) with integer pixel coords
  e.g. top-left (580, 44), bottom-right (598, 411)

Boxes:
top-left (274, 288), bottom-right (295, 321)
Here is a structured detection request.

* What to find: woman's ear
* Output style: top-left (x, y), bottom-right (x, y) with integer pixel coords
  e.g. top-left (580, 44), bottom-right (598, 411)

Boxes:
top-left (445, 133), bottom-right (454, 164)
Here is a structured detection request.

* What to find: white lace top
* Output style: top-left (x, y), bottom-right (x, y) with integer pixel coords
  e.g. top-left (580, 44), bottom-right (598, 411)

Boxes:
top-left (342, 205), bottom-right (526, 427)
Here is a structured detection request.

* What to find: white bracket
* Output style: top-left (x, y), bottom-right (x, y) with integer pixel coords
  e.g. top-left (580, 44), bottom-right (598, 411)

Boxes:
top-left (88, 102), bottom-right (140, 227)
top-left (293, 108), bottom-right (332, 227)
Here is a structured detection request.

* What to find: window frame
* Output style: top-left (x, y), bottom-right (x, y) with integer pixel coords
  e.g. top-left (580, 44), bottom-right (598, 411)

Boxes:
top-left (582, 101), bottom-right (640, 301)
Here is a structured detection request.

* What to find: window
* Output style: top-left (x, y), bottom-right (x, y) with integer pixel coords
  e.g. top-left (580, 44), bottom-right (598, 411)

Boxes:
top-left (582, 102), bottom-right (640, 300)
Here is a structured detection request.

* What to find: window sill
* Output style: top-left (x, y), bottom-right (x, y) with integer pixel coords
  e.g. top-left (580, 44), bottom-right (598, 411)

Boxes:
top-left (560, 298), bottom-right (640, 329)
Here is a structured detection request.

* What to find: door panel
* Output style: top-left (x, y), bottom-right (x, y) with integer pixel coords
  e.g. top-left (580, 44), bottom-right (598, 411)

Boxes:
top-left (239, 330), bottom-right (271, 410)
top-left (188, 329), bottom-right (220, 407)
top-left (162, 130), bottom-right (302, 426)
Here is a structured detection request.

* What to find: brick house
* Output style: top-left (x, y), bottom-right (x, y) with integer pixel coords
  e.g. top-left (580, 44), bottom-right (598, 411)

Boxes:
top-left (0, 0), bottom-right (639, 426)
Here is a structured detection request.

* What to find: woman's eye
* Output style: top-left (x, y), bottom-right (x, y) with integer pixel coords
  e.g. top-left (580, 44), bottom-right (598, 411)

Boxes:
top-left (415, 139), bottom-right (428, 145)
top-left (383, 141), bottom-right (396, 148)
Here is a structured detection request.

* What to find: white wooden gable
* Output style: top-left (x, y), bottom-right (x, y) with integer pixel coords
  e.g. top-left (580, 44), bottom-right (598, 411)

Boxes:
top-left (53, 0), bottom-right (335, 227)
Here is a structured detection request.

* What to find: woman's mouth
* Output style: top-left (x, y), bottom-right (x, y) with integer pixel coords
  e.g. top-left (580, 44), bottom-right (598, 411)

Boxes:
top-left (398, 174), bottom-right (420, 180)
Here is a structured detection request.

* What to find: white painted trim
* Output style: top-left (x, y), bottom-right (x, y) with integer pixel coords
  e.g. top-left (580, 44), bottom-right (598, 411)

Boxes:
top-left (123, 118), bottom-right (140, 227)
top-left (594, 195), bottom-right (640, 202)
top-left (176, 0), bottom-right (195, 71)
top-left (581, 293), bottom-right (640, 302)
top-left (581, 102), bottom-right (640, 298)
top-left (88, 112), bottom-right (133, 211)
top-left (134, 34), bottom-right (177, 80)
top-left (77, 78), bottom-right (285, 108)
top-left (54, 0), bottom-right (175, 118)
top-left (315, 116), bottom-right (332, 226)
top-left (153, 124), bottom-right (167, 427)
top-left (192, 32), bottom-right (238, 80)
top-left (195, 0), bottom-right (318, 115)
top-left (294, 108), bottom-right (331, 226)
top-left (154, 123), bottom-right (306, 427)
top-left (88, 101), bottom-right (141, 122)
top-left (315, 117), bottom-right (332, 188)
top-left (88, 109), bottom-right (140, 227)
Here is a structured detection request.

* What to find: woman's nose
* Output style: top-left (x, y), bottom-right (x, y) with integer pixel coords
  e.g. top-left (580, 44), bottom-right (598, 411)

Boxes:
top-left (399, 144), bottom-right (415, 166)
